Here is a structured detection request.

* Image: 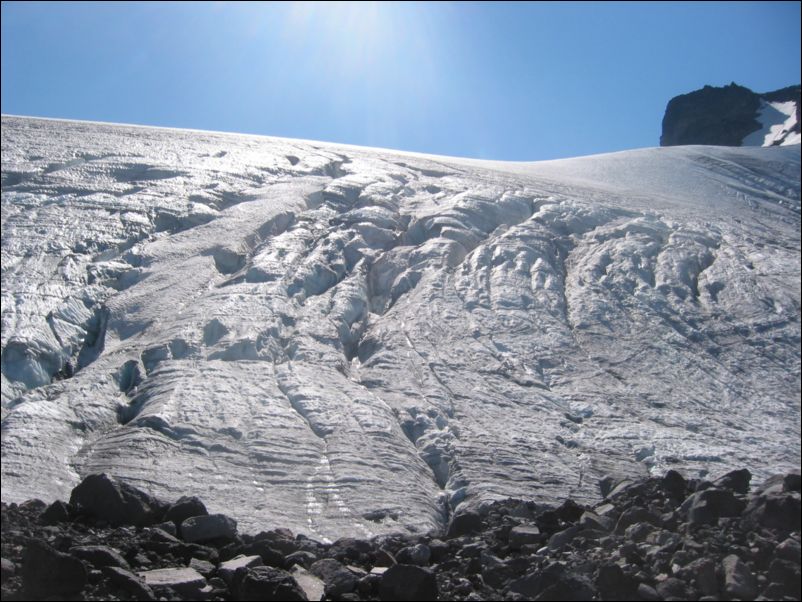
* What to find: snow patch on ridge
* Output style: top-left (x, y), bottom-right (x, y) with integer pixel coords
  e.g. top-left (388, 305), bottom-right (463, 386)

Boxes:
top-left (743, 100), bottom-right (801, 146)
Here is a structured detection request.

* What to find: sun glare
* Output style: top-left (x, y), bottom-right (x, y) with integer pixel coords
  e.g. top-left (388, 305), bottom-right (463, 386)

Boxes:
top-left (285, 1), bottom-right (395, 79)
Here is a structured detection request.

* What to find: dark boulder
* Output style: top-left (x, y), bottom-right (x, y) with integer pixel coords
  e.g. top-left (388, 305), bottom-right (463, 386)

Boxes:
top-left (165, 495), bottom-right (208, 528)
top-left (379, 564), bottom-right (438, 601)
top-left (446, 510), bottom-right (483, 537)
top-left (661, 470), bottom-right (687, 499)
top-left (682, 487), bottom-right (745, 525)
top-left (656, 576), bottom-right (693, 600)
top-left (713, 468), bottom-right (751, 494)
top-left (242, 539), bottom-right (287, 568)
top-left (595, 562), bottom-right (637, 599)
top-left (69, 473), bottom-right (165, 526)
top-left (180, 513), bottom-right (237, 543)
top-left (508, 561), bottom-right (565, 598)
top-left (41, 499), bottom-right (73, 524)
top-left (743, 491), bottom-right (801, 533)
top-left (310, 558), bottom-right (357, 597)
top-left (614, 506), bottom-right (661, 534)
top-left (396, 543), bottom-right (431, 566)
top-left (767, 558), bottom-right (801, 599)
top-left (784, 471), bottom-right (801, 492)
top-left (102, 566), bottom-right (156, 601)
top-left (21, 540), bottom-right (87, 597)
top-left (328, 537), bottom-right (373, 562)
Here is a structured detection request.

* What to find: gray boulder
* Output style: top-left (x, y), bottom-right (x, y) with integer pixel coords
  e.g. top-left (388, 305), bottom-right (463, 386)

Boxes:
top-left (682, 487), bottom-right (744, 525)
top-left (722, 554), bottom-right (757, 600)
top-left (70, 545), bottom-right (130, 570)
top-left (236, 566), bottom-right (307, 601)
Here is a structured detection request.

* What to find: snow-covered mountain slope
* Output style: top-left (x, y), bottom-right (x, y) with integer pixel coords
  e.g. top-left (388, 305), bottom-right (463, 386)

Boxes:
top-left (2, 116), bottom-right (800, 540)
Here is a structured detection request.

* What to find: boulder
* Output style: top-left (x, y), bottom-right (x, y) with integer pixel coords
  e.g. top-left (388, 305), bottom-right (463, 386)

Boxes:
top-left (310, 558), bottom-right (357, 597)
top-left (784, 471), bottom-right (801, 492)
top-left (188, 557), bottom-right (216, 577)
top-left (102, 566), bottom-right (155, 601)
top-left (41, 499), bottom-right (73, 524)
top-left (767, 559), bottom-right (801, 599)
top-left (681, 557), bottom-right (717, 597)
top-left (236, 565), bottom-right (307, 601)
top-left (722, 554), bottom-right (757, 600)
top-left (292, 566), bottom-right (325, 601)
top-left (1, 558), bottom-right (15, 584)
top-left (379, 564), bottom-right (438, 601)
top-left (509, 524), bottom-right (544, 549)
top-left (286, 550), bottom-right (318, 568)
top-left (508, 561), bottom-right (565, 598)
top-left (636, 582), bottom-right (660, 601)
top-left (598, 475), bottom-right (617, 498)
top-left (579, 511), bottom-right (613, 532)
top-left (683, 488), bottom-right (744, 525)
top-left (152, 520), bottom-right (177, 536)
top-left (656, 576), bottom-right (692, 600)
top-left (252, 529), bottom-right (299, 555)
top-left (69, 473), bottom-right (165, 526)
top-left (446, 510), bottom-right (483, 537)
top-left (661, 470), bottom-right (688, 499)
top-left (713, 468), bottom-right (751, 494)
top-left (548, 525), bottom-right (581, 551)
top-left (775, 537), bottom-right (801, 564)
top-left (180, 513), bottom-right (237, 543)
top-left (743, 491), bottom-right (801, 532)
top-left (21, 540), bottom-right (87, 597)
top-left (70, 545), bottom-right (130, 570)
top-left (595, 563), bottom-right (637, 599)
top-left (328, 537), bottom-right (373, 561)
top-left (218, 554), bottom-right (264, 583)
top-left (242, 540), bottom-right (287, 568)
top-left (614, 507), bottom-right (661, 534)
top-left (165, 495), bottom-right (208, 528)
top-left (137, 566), bottom-right (207, 597)
top-left (536, 573), bottom-right (595, 601)
top-left (396, 543), bottom-right (431, 566)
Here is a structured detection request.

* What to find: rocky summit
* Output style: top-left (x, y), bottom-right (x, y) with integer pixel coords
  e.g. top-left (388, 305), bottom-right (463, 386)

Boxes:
top-left (1, 469), bottom-right (799, 601)
top-left (660, 82), bottom-right (801, 147)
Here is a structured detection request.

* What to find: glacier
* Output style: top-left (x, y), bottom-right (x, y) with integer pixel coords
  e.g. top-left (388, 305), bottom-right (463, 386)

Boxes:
top-left (1, 115), bottom-right (800, 541)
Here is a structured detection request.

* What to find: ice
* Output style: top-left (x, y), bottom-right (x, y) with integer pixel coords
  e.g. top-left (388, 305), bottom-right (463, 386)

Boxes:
top-left (1, 116), bottom-right (799, 538)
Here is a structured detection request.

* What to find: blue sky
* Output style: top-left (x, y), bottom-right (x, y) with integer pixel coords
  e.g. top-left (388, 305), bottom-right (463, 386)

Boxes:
top-left (2, 1), bottom-right (800, 160)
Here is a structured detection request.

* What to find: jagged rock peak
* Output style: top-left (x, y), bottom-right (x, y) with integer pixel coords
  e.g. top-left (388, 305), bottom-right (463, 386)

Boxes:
top-left (661, 82), bottom-right (801, 147)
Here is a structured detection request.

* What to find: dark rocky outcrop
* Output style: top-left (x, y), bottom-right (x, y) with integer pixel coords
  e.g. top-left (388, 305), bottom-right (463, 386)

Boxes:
top-left (1, 469), bottom-right (800, 600)
top-left (660, 82), bottom-right (800, 146)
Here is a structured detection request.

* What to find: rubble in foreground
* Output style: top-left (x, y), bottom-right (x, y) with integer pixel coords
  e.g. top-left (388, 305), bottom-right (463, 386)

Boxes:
top-left (1, 468), bottom-right (800, 601)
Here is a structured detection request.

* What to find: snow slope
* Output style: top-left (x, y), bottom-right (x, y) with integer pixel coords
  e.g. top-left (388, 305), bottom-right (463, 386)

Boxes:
top-left (2, 116), bottom-right (800, 539)
top-left (742, 100), bottom-right (801, 147)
